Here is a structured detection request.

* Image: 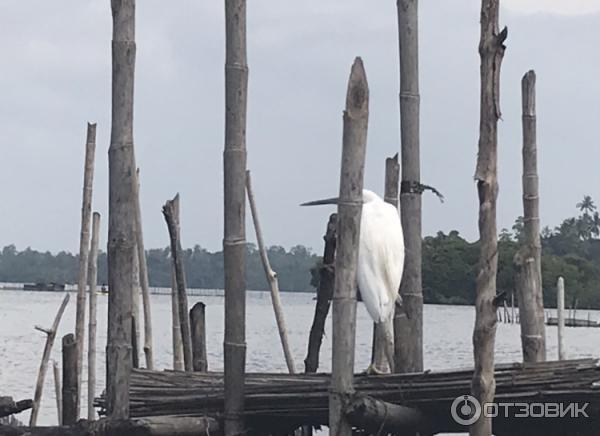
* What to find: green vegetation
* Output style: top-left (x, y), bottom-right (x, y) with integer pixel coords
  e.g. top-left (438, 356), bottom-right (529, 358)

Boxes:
top-left (2, 196), bottom-right (600, 307)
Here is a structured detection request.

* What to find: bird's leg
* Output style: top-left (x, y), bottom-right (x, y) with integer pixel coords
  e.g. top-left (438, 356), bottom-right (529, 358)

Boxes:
top-left (383, 317), bottom-right (395, 373)
top-left (367, 323), bottom-right (390, 375)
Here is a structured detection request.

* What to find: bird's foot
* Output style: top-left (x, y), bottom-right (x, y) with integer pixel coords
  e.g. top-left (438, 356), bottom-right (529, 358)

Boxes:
top-left (365, 363), bottom-right (388, 375)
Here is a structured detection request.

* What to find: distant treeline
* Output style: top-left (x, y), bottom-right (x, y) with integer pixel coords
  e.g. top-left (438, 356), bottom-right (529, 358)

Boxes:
top-left (2, 196), bottom-right (600, 307)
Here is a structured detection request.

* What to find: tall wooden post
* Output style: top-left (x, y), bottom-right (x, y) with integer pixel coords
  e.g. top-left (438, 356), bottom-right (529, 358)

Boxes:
top-left (190, 302), bottom-right (208, 372)
top-left (330, 57), bottom-right (369, 436)
top-left (557, 277), bottom-right (566, 360)
top-left (52, 360), bottom-right (62, 425)
top-left (87, 212), bottom-right (101, 420)
top-left (396, 0), bottom-right (423, 374)
top-left (107, 0), bottom-right (136, 419)
top-left (134, 168), bottom-right (154, 369)
top-left (169, 194), bottom-right (184, 371)
top-left (131, 241), bottom-right (141, 367)
top-left (471, 1), bottom-right (506, 435)
top-left (62, 334), bottom-right (78, 426)
top-left (224, 0), bottom-right (248, 434)
top-left (515, 70), bottom-right (546, 363)
top-left (75, 122), bottom-right (96, 414)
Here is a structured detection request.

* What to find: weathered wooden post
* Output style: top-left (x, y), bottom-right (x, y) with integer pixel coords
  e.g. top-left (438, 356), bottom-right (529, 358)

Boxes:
top-left (557, 277), bottom-right (566, 360)
top-left (52, 360), bottom-right (62, 425)
top-left (514, 70), bottom-right (546, 362)
top-left (29, 294), bottom-right (70, 426)
top-left (131, 243), bottom-right (141, 367)
top-left (134, 168), bottom-right (154, 369)
top-left (107, 0), bottom-right (136, 419)
top-left (163, 196), bottom-right (193, 372)
top-left (471, 0), bottom-right (506, 435)
top-left (169, 194), bottom-right (184, 371)
top-left (75, 122), bottom-right (96, 415)
top-left (190, 302), bottom-right (208, 372)
top-left (330, 57), bottom-right (369, 436)
top-left (62, 334), bottom-right (78, 426)
top-left (372, 154), bottom-right (400, 373)
top-left (87, 212), bottom-right (100, 420)
top-left (395, 0), bottom-right (423, 374)
top-left (224, 0), bottom-right (249, 434)
top-left (246, 170), bottom-right (295, 374)
top-left (304, 214), bottom-right (337, 373)
top-left (131, 315), bottom-right (140, 369)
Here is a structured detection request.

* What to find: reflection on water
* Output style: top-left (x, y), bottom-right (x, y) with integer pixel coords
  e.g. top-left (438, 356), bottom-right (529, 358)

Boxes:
top-left (0, 290), bottom-right (598, 425)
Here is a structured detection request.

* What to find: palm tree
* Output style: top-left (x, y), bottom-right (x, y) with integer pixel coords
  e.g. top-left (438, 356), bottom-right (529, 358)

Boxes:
top-left (576, 195), bottom-right (596, 217)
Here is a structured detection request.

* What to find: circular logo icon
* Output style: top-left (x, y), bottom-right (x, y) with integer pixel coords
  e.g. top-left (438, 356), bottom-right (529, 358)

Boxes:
top-left (451, 395), bottom-right (482, 426)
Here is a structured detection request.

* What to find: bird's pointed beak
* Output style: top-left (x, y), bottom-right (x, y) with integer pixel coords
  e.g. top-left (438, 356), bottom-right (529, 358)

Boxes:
top-left (300, 197), bottom-right (339, 207)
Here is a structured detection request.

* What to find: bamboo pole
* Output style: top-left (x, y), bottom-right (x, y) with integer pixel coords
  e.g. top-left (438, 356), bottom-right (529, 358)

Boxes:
top-left (29, 294), bottom-right (70, 426)
top-left (515, 70), bottom-right (546, 362)
top-left (190, 302), bottom-right (208, 372)
top-left (75, 122), bottom-right (96, 415)
top-left (62, 334), bottom-right (78, 426)
top-left (557, 277), bottom-right (566, 360)
top-left (246, 170), bottom-right (295, 374)
top-left (131, 243), bottom-right (141, 367)
top-left (52, 360), bottom-right (62, 425)
top-left (163, 196), bottom-right (193, 372)
top-left (134, 168), bottom-right (154, 369)
top-left (224, 0), bottom-right (248, 434)
top-left (131, 315), bottom-right (140, 369)
top-left (471, 1), bottom-right (506, 435)
top-left (304, 214), bottom-right (337, 373)
top-left (106, 0), bottom-right (136, 419)
top-left (373, 154), bottom-right (400, 373)
top-left (395, 0), bottom-right (423, 374)
top-left (169, 194), bottom-right (184, 371)
top-left (330, 57), bottom-right (369, 436)
top-left (87, 212), bottom-right (100, 420)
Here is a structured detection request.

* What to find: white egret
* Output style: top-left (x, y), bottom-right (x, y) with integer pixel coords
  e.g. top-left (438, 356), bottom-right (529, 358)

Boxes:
top-left (302, 189), bottom-right (405, 373)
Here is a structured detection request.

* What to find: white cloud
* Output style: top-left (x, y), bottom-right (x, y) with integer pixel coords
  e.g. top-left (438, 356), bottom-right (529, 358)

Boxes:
top-left (502, 0), bottom-right (600, 15)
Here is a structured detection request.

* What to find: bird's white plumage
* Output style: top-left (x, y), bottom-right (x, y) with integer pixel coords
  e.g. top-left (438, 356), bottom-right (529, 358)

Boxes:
top-left (356, 190), bottom-right (405, 324)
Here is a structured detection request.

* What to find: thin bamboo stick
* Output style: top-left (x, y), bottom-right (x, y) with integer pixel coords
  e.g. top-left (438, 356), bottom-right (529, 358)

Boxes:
top-left (557, 277), bottom-right (566, 360)
top-left (330, 57), bottom-right (369, 436)
top-left (75, 122), bottom-right (96, 416)
top-left (169, 194), bottom-right (184, 371)
top-left (131, 242), bottom-right (141, 367)
top-left (52, 360), bottom-right (62, 425)
top-left (87, 212), bottom-right (100, 420)
top-left (246, 170), bottom-right (295, 374)
top-left (106, 0), bottom-right (136, 419)
top-left (29, 293), bottom-right (70, 426)
top-left (224, 0), bottom-right (249, 434)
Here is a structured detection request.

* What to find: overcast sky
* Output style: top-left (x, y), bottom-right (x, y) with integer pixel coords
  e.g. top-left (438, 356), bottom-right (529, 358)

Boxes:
top-left (1, 1), bottom-right (599, 254)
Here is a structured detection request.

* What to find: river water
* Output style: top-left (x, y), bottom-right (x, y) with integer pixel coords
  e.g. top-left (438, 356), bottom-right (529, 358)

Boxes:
top-left (1, 290), bottom-right (599, 426)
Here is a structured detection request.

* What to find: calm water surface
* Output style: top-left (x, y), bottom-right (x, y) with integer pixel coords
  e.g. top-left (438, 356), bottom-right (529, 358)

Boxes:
top-left (1, 290), bottom-right (599, 426)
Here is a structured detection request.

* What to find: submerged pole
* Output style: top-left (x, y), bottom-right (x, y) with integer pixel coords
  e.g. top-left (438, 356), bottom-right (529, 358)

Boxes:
top-left (330, 57), bottom-right (369, 436)
top-left (223, 0), bottom-right (249, 434)
top-left (87, 212), bottom-right (101, 420)
top-left (62, 334), bottom-right (78, 426)
top-left (169, 194), bottom-right (184, 371)
top-left (190, 302), bottom-right (208, 372)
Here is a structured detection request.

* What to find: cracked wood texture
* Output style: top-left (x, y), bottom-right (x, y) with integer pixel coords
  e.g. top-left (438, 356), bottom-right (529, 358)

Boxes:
top-left (471, 1), bottom-right (506, 435)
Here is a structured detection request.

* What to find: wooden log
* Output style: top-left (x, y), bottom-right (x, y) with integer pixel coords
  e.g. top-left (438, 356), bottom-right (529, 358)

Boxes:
top-left (304, 213), bottom-right (337, 373)
top-left (345, 395), bottom-right (427, 434)
top-left (330, 57), bottom-right (369, 436)
top-left (246, 170), bottom-right (295, 374)
top-left (29, 293), bottom-right (70, 426)
top-left (0, 397), bottom-right (32, 418)
top-left (168, 194), bottom-right (184, 371)
top-left (224, 0), bottom-right (249, 434)
top-left (162, 196), bottom-right (193, 372)
top-left (134, 168), bottom-right (154, 370)
top-left (107, 0), bottom-right (136, 419)
top-left (396, 0), bottom-right (423, 374)
top-left (515, 70), bottom-right (546, 363)
top-left (471, 1), bottom-right (506, 435)
top-left (557, 277), bottom-right (566, 360)
top-left (62, 334), bottom-right (78, 426)
top-left (53, 360), bottom-right (62, 425)
top-left (373, 154), bottom-right (400, 373)
top-left (75, 122), bottom-right (97, 417)
top-left (132, 314), bottom-right (140, 369)
top-left (87, 212), bottom-right (100, 421)
top-left (190, 302), bottom-right (208, 372)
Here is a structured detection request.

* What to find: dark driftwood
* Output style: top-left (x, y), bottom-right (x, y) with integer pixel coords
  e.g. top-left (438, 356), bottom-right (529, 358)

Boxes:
top-left (87, 212), bottom-right (100, 420)
top-left (396, 0), bottom-right (423, 374)
top-left (515, 70), bottom-right (546, 363)
top-left (107, 0), bottom-right (136, 419)
top-left (224, 0), bottom-right (248, 435)
top-left (330, 57), bottom-right (369, 436)
top-left (29, 294), bottom-right (70, 426)
top-left (472, 1), bottom-right (506, 435)
top-left (0, 397), bottom-right (32, 418)
top-left (304, 214), bottom-right (337, 373)
top-left (345, 395), bottom-right (426, 434)
top-left (190, 302), bottom-right (208, 372)
top-left (75, 122), bottom-right (97, 417)
top-left (162, 196), bottom-right (193, 372)
top-left (62, 334), bottom-right (78, 426)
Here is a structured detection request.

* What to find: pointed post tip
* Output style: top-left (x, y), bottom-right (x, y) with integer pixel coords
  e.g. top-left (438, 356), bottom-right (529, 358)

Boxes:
top-left (346, 57), bottom-right (369, 114)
